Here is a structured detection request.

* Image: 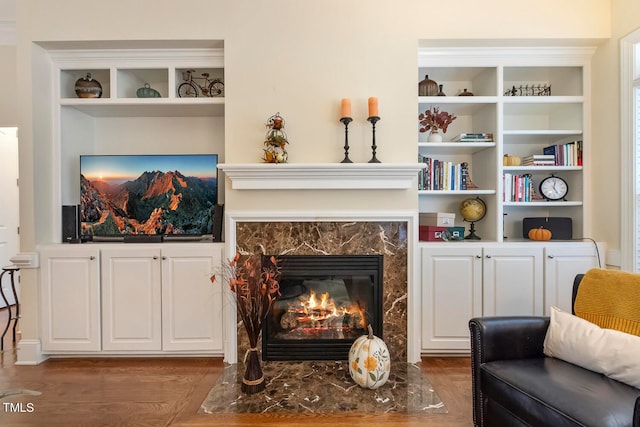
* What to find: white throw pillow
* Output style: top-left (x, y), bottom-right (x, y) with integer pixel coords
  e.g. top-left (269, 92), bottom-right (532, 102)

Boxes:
top-left (543, 306), bottom-right (640, 390)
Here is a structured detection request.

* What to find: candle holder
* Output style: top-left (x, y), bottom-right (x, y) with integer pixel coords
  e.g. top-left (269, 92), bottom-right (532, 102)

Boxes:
top-left (367, 116), bottom-right (381, 163)
top-left (339, 117), bottom-right (353, 163)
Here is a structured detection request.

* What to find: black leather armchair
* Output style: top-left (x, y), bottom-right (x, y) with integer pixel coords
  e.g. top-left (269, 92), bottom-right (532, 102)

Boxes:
top-left (469, 275), bottom-right (640, 427)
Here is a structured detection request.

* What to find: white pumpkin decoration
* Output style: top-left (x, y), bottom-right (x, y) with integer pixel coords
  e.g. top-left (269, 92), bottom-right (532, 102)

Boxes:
top-left (348, 325), bottom-right (391, 389)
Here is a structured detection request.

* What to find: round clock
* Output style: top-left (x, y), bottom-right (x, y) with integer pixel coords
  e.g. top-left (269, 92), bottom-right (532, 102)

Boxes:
top-left (539, 175), bottom-right (568, 201)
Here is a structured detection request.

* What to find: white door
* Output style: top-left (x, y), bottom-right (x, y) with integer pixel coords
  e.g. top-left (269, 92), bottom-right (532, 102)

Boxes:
top-left (544, 243), bottom-right (603, 314)
top-left (483, 245), bottom-right (544, 316)
top-left (39, 246), bottom-right (101, 352)
top-left (421, 245), bottom-right (483, 352)
top-left (101, 247), bottom-right (162, 351)
top-left (0, 128), bottom-right (19, 308)
top-left (161, 245), bottom-right (223, 352)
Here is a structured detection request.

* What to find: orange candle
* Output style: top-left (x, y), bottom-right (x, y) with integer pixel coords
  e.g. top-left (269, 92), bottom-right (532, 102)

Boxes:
top-left (368, 97), bottom-right (379, 117)
top-left (340, 98), bottom-right (351, 118)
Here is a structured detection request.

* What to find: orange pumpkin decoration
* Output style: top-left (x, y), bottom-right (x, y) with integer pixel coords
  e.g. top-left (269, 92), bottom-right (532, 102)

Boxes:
top-left (528, 227), bottom-right (552, 241)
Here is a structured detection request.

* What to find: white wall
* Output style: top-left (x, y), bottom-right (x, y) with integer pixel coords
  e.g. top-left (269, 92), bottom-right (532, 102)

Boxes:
top-left (0, 45), bottom-right (16, 126)
top-left (590, 0), bottom-right (640, 266)
top-left (13, 0), bottom-right (612, 349)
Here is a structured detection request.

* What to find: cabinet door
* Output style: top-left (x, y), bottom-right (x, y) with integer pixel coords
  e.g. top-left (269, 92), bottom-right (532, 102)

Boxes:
top-left (101, 247), bottom-right (162, 351)
top-left (544, 243), bottom-right (603, 314)
top-left (160, 245), bottom-right (223, 352)
top-left (40, 246), bottom-right (100, 352)
top-left (421, 245), bottom-right (482, 352)
top-left (483, 245), bottom-right (544, 316)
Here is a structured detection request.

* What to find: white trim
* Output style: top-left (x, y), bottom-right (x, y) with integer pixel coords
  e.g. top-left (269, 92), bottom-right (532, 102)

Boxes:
top-left (419, 46), bottom-right (596, 67)
top-left (223, 210), bottom-right (421, 364)
top-left (620, 30), bottom-right (640, 271)
top-left (15, 339), bottom-right (48, 365)
top-left (218, 163), bottom-right (424, 190)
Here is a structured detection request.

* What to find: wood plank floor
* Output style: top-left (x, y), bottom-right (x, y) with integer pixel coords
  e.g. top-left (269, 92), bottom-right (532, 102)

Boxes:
top-left (0, 307), bottom-right (473, 426)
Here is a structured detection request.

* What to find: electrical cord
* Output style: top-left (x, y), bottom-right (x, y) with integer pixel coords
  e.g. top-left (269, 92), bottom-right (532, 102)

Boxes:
top-left (569, 237), bottom-right (602, 268)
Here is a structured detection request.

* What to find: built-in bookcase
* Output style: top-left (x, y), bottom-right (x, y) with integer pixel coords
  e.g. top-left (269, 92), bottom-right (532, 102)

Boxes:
top-left (417, 47), bottom-right (594, 242)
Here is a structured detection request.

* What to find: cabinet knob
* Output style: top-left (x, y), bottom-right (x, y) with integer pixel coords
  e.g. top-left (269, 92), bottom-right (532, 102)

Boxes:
top-left (162, 256), bottom-right (167, 260)
top-left (89, 256), bottom-right (95, 260)
top-left (475, 255), bottom-right (482, 259)
top-left (485, 255), bottom-right (492, 258)
top-left (153, 256), bottom-right (159, 260)
top-left (548, 255), bottom-right (554, 259)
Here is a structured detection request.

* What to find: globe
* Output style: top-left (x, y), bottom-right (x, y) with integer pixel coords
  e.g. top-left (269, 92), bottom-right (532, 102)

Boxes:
top-left (460, 197), bottom-right (486, 222)
top-left (459, 197), bottom-right (486, 240)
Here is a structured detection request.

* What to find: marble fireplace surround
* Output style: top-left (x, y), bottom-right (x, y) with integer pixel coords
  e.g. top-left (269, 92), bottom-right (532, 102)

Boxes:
top-left (223, 211), bottom-right (421, 365)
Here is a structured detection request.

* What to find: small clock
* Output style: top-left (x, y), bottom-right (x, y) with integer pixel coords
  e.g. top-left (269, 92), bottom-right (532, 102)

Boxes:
top-left (539, 174), bottom-right (568, 201)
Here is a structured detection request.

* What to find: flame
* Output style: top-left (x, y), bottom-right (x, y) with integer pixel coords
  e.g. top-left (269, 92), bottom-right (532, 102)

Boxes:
top-left (290, 289), bottom-right (367, 330)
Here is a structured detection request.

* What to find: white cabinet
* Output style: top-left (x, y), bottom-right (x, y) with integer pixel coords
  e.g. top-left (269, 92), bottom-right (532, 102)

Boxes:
top-left (161, 245), bottom-right (223, 352)
top-left (40, 245), bottom-right (101, 352)
top-left (39, 243), bottom-right (224, 355)
top-left (420, 241), bottom-right (603, 353)
top-left (421, 245), bottom-right (482, 351)
top-left (482, 245), bottom-right (544, 316)
top-left (543, 242), bottom-right (604, 314)
top-left (101, 247), bottom-right (162, 351)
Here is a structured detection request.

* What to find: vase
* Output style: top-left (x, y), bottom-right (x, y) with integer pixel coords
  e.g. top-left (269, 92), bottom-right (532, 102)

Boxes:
top-left (437, 84), bottom-right (446, 96)
top-left (418, 74), bottom-right (438, 96)
top-left (241, 348), bottom-right (266, 394)
top-left (428, 129), bottom-right (443, 142)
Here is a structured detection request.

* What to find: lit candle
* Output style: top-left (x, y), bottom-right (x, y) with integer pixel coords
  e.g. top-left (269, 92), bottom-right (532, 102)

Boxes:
top-left (368, 97), bottom-right (379, 117)
top-left (340, 98), bottom-right (351, 118)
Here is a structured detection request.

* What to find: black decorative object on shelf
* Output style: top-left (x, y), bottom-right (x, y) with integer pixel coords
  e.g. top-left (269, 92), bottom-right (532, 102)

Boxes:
top-left (75, 73), bottom-right (102, 98)
top-left (367, 116), bottom-right (381, 163)
top-left (504, 84), bottom-right (551, 96)
top-left (339, 116), bottom-right (353, 163)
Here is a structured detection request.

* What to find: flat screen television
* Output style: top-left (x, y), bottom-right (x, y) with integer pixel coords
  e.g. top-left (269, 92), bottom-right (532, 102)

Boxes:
top-left (80, 154), bottom-right (218, 239)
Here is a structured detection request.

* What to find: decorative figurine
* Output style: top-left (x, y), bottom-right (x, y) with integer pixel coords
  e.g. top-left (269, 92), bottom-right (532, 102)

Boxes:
top-left (263, 112), bottom-right (289, 163)
top-left (75, 73), bottom-right (102, 98)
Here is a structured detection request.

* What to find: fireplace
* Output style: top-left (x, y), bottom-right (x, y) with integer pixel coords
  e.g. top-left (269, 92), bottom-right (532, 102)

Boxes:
top-left (262, 254), bottom-right (383, 361)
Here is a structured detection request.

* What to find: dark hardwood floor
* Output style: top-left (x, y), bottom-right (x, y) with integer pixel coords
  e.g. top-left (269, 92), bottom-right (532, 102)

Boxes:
top-left (0, 307), bottom-right (473, 426)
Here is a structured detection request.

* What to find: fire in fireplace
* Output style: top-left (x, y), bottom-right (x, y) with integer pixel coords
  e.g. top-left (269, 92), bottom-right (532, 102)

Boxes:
top-left (262, 254), bottom-right (383, 361)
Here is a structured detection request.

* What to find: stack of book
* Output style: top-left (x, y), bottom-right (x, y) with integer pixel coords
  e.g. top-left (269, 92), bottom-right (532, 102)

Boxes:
top-left (521, 154), bottom-right (555, 166)
top-left (452, 133), bottom-right (494, 142)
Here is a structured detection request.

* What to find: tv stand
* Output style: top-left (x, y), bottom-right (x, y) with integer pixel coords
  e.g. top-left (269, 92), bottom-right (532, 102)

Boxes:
top-left (123, 235), bottom-right (162, 244)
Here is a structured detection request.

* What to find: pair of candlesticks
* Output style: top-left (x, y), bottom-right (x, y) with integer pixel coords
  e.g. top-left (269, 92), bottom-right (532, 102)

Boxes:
top-left (339, 115), bottom-right (381, 164)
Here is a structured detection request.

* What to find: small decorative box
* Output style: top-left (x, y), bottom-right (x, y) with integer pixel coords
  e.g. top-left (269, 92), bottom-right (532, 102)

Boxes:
top-left (419, 226), bottom-right (448, 241)
top-left (447, 226), bottom-right (465, 240)
top-left (419, 212), bottom-right (456, 227)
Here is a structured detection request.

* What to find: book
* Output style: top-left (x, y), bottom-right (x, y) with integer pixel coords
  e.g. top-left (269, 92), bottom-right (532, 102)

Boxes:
top-left (452, 133), bottom-right (494, 142)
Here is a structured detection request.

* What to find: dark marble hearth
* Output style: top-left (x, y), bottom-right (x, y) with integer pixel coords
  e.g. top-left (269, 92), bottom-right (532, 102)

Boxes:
top-left (199, 361), bottom-right (446, 414)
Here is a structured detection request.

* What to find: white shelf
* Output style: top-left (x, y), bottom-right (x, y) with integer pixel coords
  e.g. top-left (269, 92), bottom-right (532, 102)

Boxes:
top-left (418, 189), bottom-right (496, 196)
top-left (503, 201), bottom-right (583, 207)
top-left (418, 142), bottom-right (495, 155)
top-left (59, 98), bottom-right (224, 117)
top-left (503, 166), bottom-right (582, 172)
top-left (218, 163), bottom-right (425, 190)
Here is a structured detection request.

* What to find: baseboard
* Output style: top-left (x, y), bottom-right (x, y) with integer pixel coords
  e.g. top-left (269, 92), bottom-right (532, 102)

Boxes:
top-left (15, 339), bottom-right (48, 365)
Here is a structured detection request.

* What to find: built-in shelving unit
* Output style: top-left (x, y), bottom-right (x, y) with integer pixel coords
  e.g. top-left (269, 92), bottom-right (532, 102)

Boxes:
top-left (417, 47), bottom-right (594, 242)
top-left (38, 44), bottom-right (226, 243)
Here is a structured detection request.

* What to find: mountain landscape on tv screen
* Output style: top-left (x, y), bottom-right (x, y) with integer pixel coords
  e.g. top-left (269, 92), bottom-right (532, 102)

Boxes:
top-left (80, 170), bottom-right (217, 236)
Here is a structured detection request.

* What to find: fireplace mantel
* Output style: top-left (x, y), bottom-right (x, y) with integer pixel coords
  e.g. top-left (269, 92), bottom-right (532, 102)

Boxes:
top-left (218, 163), bottom-right (425, 190)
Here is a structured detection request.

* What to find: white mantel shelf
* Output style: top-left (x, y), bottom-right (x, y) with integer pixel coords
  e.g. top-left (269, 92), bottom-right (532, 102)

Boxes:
top-left (218, 163), bottom-right (425, 190)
